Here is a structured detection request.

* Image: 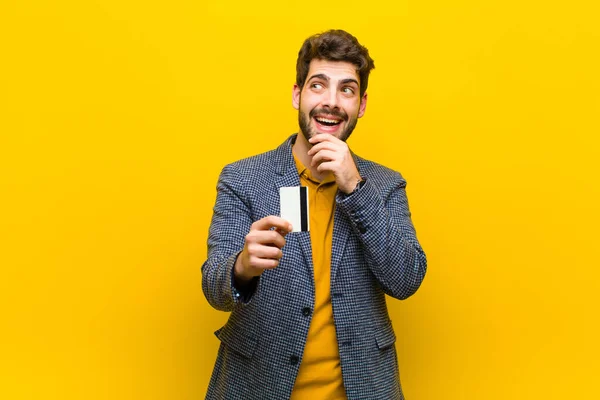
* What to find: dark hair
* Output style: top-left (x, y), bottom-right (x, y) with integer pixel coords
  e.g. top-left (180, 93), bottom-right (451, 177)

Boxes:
top-left (296, 29), bottom-right (375, 97)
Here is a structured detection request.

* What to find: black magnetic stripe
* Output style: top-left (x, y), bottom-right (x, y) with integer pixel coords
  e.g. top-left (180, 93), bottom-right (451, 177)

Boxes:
top-left (299, 186), bottom-right (308, 231)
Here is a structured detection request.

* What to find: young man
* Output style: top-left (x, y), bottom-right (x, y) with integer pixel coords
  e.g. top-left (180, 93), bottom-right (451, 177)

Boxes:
top-left (202, 30), bottom-right (427, 400)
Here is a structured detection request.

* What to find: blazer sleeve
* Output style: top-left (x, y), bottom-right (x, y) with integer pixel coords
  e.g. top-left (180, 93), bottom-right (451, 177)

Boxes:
top-left (201, 164), bottom-right (257, 311)
top-left (336, 173), bottom-right (427, 300)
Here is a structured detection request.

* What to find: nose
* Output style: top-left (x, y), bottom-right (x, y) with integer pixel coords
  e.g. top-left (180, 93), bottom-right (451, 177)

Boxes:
top-left (322, 86), bottom-right (340, 109)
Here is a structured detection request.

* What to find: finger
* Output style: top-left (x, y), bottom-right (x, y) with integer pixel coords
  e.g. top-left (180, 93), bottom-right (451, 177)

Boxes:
top-left (269, 231), bottom-right (287, 248)
top-left (249, 257), bottom-right (280, 270)
top-left (253, 245), bottom-right (283, 260)
top-left (316, 160), bottom-right (338, 174)
top-left (251, 215), bottom-right (293, 233)
top-left (250, 230), bottom-right (286, 248)
top-left (307, 141), bottom-right (337, 156)
top-left (275, 227), bottom-right (292, 237)
top-left (308, 133), bottom-right (341, 144)
top-left (311, 150), bottom-right (338, 166)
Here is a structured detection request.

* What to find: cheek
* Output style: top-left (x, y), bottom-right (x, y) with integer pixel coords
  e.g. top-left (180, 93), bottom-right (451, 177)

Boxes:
top-left (301, 97), bottom-right (316, 108)
top-left (300, 92), bottom-right (321, 106)
top-left (343, 103), bottom-right (360, 116)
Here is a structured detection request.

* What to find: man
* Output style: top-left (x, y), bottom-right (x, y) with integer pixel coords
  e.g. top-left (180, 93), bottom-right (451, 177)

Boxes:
top-left (202, 30), bottom-right (427, 400)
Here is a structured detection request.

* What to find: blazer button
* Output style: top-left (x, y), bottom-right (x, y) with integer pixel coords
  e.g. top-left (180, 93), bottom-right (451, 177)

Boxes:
top-left (302, 307), bottom-right (311, 317)
top-left (290, 355), bottom-right (299, 365)
top-left (358, 223), bottom-right (367, 234)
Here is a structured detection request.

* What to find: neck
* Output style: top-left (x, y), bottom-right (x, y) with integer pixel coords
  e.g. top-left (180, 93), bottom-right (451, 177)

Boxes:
top-left (292, 131), bottom-right (327, 181)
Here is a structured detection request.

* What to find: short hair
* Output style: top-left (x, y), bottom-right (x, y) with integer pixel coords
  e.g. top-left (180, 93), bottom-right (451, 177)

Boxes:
top-left (296, 29), bottom-right (375, 97)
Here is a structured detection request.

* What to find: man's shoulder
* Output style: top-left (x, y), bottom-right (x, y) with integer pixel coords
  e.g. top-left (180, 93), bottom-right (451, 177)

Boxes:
top-left (224, 148), bottom-right (279, 173)
top-left (354, 155), bottom-right (407, 186)
top-left (218, 135), bottom-right (294, 180)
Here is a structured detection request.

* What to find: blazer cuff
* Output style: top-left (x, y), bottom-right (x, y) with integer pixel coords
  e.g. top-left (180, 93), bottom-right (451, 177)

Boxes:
top-left (230, 252), bottom-right (260, 304)
top-left (336, 178), bottom-right (380, 236)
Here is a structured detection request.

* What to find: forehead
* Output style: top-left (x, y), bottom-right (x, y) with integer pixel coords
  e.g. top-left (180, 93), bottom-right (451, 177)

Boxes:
top-left (306, 59), bottom-right (360, 82)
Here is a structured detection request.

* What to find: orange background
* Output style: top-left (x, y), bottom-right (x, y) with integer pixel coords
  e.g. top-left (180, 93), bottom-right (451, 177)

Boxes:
top-left (1, 1), bottom-right (599, 399)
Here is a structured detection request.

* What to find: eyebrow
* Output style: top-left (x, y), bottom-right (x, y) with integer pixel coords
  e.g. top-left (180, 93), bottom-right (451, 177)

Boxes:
top-left (307, 74), bottom-right (360, 87)
top-left (307, 73), bottom-right (330, 82)
top-left (340, 78), bottom-right (359, 86)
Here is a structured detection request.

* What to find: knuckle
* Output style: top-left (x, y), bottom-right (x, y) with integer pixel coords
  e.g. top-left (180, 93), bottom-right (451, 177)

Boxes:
top-left (247, 242), bottom-right (258, 254)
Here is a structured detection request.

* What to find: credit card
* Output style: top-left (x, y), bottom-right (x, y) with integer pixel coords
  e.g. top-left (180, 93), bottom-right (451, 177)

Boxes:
top-left (279, 186), bottom-right (309, 232)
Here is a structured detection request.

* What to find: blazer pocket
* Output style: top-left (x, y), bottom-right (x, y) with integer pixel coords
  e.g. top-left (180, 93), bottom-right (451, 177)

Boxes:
top-left (375, 320), bottom-right (397, 350)
top-left (214, 323), bottom-right (258, 359)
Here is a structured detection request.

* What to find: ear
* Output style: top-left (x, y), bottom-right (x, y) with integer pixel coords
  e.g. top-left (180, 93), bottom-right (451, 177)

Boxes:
top-left (292, 84), bottom-right (301, 110)
top-left (358, 92), bottom-right (368, 118)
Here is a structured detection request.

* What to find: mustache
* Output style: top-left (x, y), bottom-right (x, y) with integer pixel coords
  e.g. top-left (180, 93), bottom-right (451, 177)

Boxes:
top-left (309, 108), bottom-right (348, 121)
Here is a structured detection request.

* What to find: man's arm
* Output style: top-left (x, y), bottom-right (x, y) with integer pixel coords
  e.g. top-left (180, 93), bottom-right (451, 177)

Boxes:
top-left (201, 164), bottom-right (291, 311)
top-left (308, 133), bottom-right (427, 300)
top-left (336, 175), bottom-right (427, 300)
top-left (202, 164), bottom-right (252, 311)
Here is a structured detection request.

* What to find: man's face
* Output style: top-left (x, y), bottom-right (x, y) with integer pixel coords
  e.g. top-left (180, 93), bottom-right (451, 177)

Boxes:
top-left (293, 59), bottom-right (368, 142)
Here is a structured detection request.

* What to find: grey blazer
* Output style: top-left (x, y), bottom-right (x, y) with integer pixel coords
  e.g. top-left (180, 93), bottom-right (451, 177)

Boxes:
top-left (202, 134), bottom-right (427, 399)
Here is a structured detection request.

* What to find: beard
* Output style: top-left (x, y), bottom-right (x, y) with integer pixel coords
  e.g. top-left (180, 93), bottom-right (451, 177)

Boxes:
top-left (298, 107), bottom-right (358, 143)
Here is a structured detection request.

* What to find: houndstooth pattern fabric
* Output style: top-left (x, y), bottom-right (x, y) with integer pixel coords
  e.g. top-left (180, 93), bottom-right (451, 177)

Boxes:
top-left (202, 134), bottom-right (427, 400)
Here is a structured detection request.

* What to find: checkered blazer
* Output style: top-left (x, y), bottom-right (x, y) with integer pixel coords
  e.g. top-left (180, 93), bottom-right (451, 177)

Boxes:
top-left (202, 134), bottom-right (427, 400)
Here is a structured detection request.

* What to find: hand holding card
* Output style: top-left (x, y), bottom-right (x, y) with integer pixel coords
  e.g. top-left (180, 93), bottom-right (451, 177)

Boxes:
top-left (233, 215), bottom-right (292, 284)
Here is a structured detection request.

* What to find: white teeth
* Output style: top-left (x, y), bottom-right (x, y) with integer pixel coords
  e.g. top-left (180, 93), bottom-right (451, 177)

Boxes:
top-left (316, 117), bottom-right (340, 124)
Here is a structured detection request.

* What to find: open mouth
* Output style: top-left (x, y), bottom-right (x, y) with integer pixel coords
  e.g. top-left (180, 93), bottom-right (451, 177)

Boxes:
top-left (314, 116), bottom-right (342, 127)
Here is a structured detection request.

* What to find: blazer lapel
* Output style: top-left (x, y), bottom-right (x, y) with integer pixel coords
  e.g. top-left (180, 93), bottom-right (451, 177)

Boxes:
top-left (330, 207), bottom-right (350, 287)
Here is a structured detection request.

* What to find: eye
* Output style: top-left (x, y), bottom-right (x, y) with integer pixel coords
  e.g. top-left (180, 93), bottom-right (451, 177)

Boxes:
top-left (342, 87), bottom-right (355, 95)
top-left (311, 83), bottom-right (323, 90)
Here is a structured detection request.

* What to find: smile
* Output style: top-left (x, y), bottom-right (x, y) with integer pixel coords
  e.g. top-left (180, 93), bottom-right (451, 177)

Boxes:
top-left (314, 116), bottom-right (342, 127)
